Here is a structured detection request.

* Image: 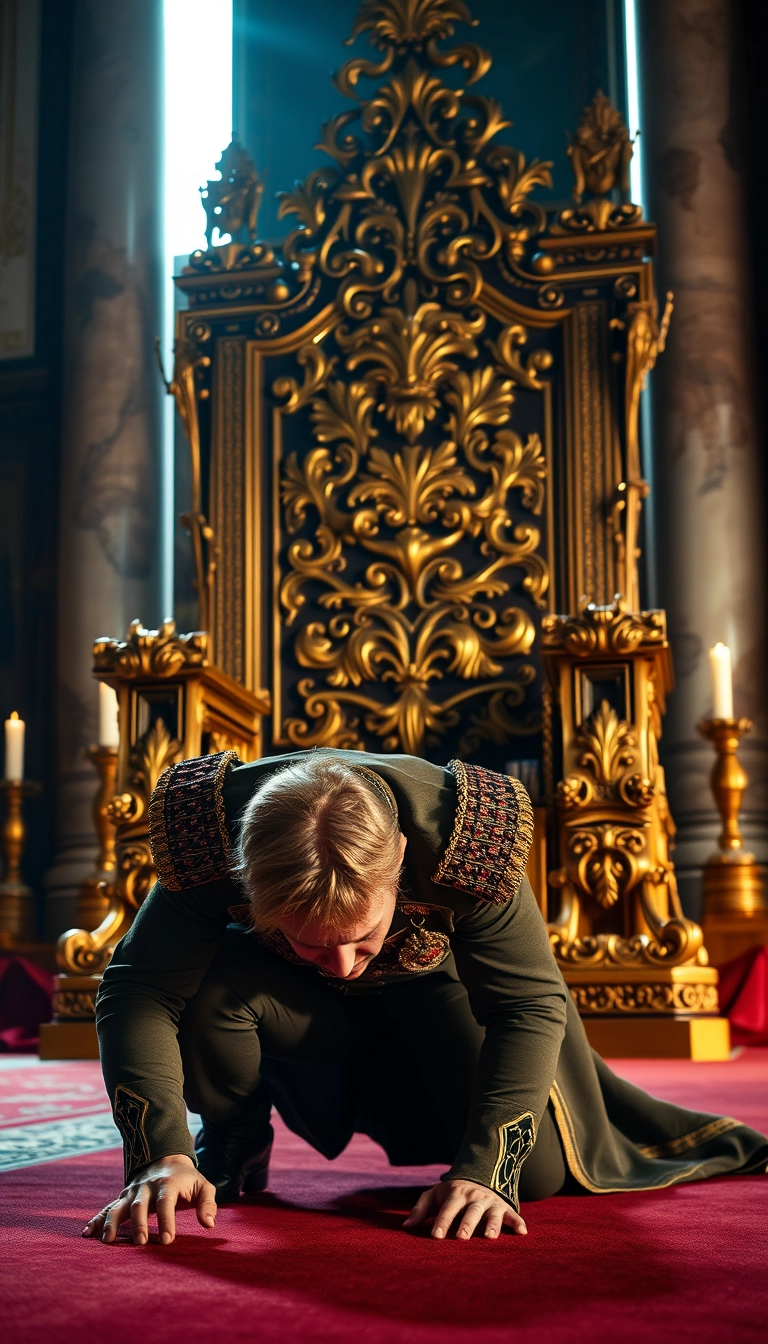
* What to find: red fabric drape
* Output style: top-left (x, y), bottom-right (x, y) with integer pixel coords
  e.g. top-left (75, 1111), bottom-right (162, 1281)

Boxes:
top-left (0, 956), bottom-right (53, 1052)
top-left (717, 944), bottom-right (768, 1046)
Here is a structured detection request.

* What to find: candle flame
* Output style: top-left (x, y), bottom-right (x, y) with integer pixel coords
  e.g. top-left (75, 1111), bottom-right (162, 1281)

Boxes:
top-left (9, 711), bottom-right (19, 721)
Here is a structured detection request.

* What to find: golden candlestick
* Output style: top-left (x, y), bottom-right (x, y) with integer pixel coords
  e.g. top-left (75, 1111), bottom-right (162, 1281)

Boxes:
top-left (0, 779), bottom-right (42, 945)
top-left (697, 718), bottom-right (767, 959)
top-left (76, 745), bottom-right (119, 930)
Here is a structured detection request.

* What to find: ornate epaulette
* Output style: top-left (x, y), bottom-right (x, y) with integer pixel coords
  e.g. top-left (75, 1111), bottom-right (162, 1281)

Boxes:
top-left (148, 751), bottom-right (240, 891)
top-left (432, 760), bottom-right (534, 904)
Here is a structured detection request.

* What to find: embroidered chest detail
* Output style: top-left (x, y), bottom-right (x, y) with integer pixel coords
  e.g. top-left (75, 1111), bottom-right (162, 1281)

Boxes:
top-left (432, 760), bottom-right (534, 904)
top-left (250, 903), bottom-right (452, 982)
top-left (148, 751), bottom-right (239, 891)
top-left (491, 1112), bottom-right (536, 1212)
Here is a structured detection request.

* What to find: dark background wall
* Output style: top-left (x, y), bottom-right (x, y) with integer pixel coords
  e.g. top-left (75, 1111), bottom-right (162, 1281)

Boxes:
top-left (233, 0), bottom-right (628, 241)
top-left (0, 0), bottom-right (75, 924)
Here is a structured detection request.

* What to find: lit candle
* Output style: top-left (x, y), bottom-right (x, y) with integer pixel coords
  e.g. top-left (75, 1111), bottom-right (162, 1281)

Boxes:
top-left (708, 643), bottom-right (733, 720)
top-left (98, 683), bottom-right (120, 748)
top-left (4, 711), bottom-right (25, 780)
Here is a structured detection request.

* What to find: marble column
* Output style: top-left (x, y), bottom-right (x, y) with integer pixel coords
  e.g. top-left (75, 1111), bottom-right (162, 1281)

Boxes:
top-left (45, 0), bottom-right (164, 936)
top-left (638, 0), bottom-right (767, 917)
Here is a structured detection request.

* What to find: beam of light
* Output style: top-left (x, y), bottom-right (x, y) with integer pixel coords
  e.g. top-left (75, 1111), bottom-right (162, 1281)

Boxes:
top-left (161, 0), bottom-right (233, 620)
top-left (624, 0), bottom-right (644, 212)
top-left (624, 0), bottom-right (657, 606)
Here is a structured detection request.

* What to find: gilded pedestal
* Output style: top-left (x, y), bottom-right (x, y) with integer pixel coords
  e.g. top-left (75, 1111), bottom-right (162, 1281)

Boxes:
top-left (40, 620), bottom-right (270, 1059)
top-left (543, 599), bottom-right (729, 1060)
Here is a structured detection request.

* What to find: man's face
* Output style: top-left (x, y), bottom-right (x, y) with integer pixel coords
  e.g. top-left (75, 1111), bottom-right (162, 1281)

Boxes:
top-left (277, 833), bottom-right (406, 980)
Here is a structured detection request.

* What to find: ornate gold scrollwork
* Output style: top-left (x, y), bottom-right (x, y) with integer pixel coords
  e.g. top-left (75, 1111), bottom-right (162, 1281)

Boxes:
top-left (570, 981), bottom-right (718, 1015)
top-left (57, 718), bottom-right (184, 975)
top-left (93, 619), bottom-right (208, 678)
top-left (542, 596), bottom-right (666, 659)
top-left (179, 1), bottom-right (588, 752)
top-left (557, 702), bottom-right (653, 811)
top-left (276, 288), bottom-right (549, 753)
top-left (155, 332), bottom-right (217, 638)
top-left (543, 598), bottom-right (704, 971)
top-left (609, 293), bottom-right (674, 611)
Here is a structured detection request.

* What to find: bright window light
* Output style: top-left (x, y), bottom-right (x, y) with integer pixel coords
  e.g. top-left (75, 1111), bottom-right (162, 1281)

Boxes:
top-left (161, 0), bottom-right (233, 620)
top-left (624, 0), bottom-right (643, 211)
top-left (164, 0), bottom-right (233, 259)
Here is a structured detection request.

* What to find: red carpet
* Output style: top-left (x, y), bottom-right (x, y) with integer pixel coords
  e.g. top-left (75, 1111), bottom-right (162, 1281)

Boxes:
top-left (2, 1053), bottom-right (767, 1343)
top-left (0, 1061), bottom-right (110, 1127)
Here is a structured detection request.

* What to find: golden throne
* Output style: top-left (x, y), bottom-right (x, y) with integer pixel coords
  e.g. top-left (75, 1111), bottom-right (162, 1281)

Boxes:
top-left (47, 0), bottom-right (728, 1060)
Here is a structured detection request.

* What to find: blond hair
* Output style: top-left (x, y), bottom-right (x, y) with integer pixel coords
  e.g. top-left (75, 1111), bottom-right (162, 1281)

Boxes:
top-left (234, 756), bottom-right (402, 934)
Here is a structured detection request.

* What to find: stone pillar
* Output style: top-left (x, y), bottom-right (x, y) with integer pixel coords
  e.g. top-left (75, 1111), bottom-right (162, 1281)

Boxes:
top-left (45, 0), bottom-right (164, 936)
top-left (638, 0), bottom-right (767, 917)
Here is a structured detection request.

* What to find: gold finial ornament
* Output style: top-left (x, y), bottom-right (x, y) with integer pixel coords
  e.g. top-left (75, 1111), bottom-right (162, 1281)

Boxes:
top-left (553, 91), bottom-right (643, 235)
top-left (93, 618), bottom-right (208, 678)
top-left (201, 137), bottom-right (264, 248)
top-left (569, 91), bottom-right (633, 200)
top-left (697, 717), bottom-right (768, 963)
top-left (0, 779), bottom-right (41, 944)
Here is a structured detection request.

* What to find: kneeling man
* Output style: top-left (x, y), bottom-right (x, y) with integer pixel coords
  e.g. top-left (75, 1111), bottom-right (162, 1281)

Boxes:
top-left (86, 750), bottom-right (768, 1245)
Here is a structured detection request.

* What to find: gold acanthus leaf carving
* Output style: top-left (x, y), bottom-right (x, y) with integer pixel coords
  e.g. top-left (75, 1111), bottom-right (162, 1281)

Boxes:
top-left (108, 719), bottom-right (184, 831)
top-left (337, 294), bottom-right (483, 443)
top-left (276, 304), bottom-right (549, 755)
top-left (568, 823), bottom-right (645, 908)
top-left (234, 0), bottom-right (555, 755)
top-left (558, 702), bottom-right (654, 811)
top-left (271, 2), bottom-right (552, 319)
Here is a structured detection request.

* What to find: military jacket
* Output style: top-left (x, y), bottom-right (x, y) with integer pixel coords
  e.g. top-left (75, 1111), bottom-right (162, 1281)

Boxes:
top-left (96, 749), bottom-right (768, 1210)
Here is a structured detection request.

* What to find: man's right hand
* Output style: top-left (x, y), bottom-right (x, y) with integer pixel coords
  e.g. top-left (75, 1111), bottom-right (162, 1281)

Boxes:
top-left (82, 1154), bottom-right (217, 1246)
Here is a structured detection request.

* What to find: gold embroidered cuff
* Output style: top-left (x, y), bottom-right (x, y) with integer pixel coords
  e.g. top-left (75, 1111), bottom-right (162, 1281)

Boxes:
top-left (112, 1084), bottom-right (151, 1185)
top-left (490, 1111), bottom-right (536, 1211)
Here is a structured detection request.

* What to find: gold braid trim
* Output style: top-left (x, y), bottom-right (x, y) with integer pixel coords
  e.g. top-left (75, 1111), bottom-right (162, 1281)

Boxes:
top-left (432, 759), bottom-right (469, 885)
top-left (433, 761), bottom-right (534, 904)
top-left (213, 749), bottom-right (237, 857)
top-left (637, 1116), bottom-right (742, 1159)
top-left (490, 1111), bottom-right (536, 1212)
top-left (148, 750), bottom-right (240, 891)
top-left (113, 1084), bottom-right (151, 1185)
top-left (148, 762), bottom-right (177, 890)
top-left (549, 1081), bottom-right (745, 1193)
top-left (349, 765), bottom-right (399, 822)
top-left (501, 776), bottom-right (535, 901)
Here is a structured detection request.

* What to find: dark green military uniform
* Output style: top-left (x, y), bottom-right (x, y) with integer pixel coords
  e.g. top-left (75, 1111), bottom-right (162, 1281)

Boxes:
top-left (96, 749), bottom-right (768, 1211)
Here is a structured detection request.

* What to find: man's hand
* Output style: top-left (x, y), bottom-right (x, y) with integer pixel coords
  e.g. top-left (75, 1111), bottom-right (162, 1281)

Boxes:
top-left (404, 1178), bottom-right (527, 1240)
top-left (82, 1154), bottom-right (217, 1246)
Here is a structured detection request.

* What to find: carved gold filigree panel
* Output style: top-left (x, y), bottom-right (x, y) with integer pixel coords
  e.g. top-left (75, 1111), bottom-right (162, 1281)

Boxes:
top-left (270, 286), bottom-right (553, 755)
top-left (174, 0), bottom-right (665, 771)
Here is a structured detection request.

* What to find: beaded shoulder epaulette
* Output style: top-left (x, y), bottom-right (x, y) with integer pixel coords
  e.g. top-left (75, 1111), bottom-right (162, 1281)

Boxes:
top-left (148, 751), bottom-right (240, 891)
top-left (432, 760), bottom-right (534, 904)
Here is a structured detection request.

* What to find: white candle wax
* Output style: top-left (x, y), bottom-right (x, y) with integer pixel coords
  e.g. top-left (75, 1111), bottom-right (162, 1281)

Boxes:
top-left (708, 643), bottom-right (733, 719)
top-left (4, 711), bottom-right (25, 780)
top-left (98, 683), bottom-right (120, 748)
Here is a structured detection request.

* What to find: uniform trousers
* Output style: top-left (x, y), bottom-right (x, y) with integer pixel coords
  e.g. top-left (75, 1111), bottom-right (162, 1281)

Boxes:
top-left (177, 927), bottom-right (567, 1202)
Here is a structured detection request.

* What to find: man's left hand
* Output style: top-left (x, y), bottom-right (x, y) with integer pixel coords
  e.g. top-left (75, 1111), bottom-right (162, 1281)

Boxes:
top-left (404, 1178), bottom-right (527, 1240)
